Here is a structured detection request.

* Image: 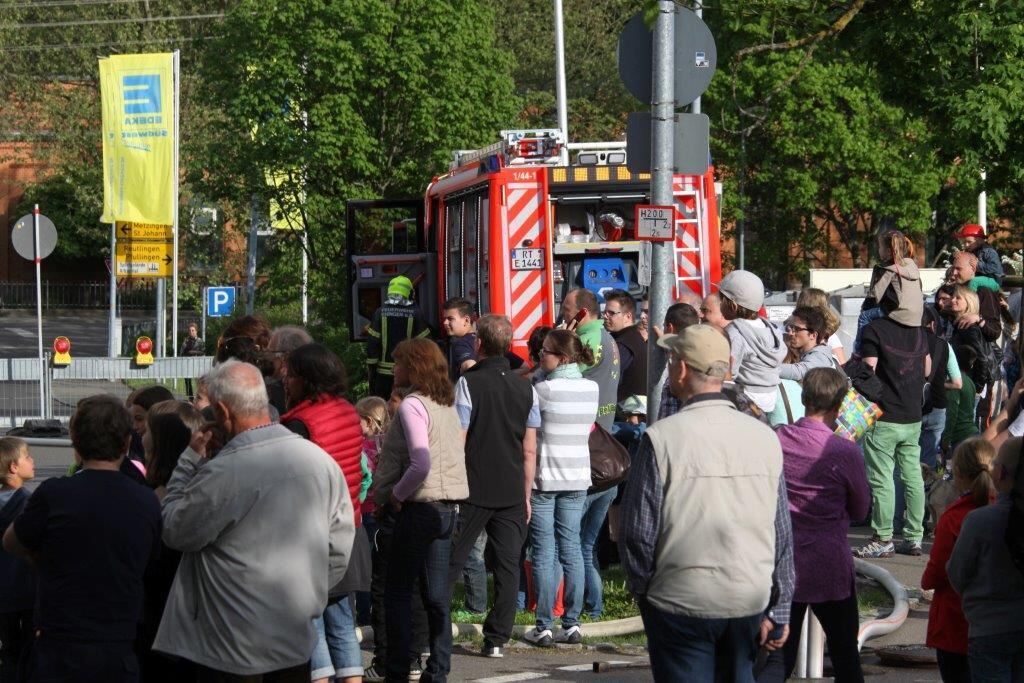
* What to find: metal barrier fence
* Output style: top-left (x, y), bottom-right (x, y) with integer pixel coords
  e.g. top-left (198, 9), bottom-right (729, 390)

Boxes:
top-left (0, 355), bottom-right (213, 431)
top-left (0, 281), bottom-right (159, 310)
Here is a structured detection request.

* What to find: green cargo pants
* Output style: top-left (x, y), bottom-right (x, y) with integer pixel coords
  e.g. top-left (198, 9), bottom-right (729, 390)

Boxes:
top-left (862, 420), bottom-right (925, 542)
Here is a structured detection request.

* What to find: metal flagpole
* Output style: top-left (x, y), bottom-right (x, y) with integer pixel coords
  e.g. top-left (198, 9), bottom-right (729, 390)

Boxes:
top-left (108, 222), bottom-right (118, 356)
top-left (33, 205), bottom-right (45, 416)
top-left (171, 49), bottom-right (180, 356)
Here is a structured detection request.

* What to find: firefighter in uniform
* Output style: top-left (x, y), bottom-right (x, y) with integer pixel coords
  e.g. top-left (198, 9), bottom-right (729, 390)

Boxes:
top-left (365, 275), bottom-right (431, 398)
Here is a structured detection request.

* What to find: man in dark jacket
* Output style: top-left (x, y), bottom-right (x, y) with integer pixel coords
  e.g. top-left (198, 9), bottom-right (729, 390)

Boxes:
top-left (446, 315), bottom-right (540, 661)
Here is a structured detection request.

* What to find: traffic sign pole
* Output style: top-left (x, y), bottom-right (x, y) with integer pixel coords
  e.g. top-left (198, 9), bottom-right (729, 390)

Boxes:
top-left (647, 0), bottom-right (675, 425)
top-left (33, 205), bottom-right (45, 417)
top-left (201, 287), bottom-right (207, 348)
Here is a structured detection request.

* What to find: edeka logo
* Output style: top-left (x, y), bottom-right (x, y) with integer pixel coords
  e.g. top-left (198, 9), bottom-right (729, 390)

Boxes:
top-left (122, 74), bottom-right (162, 125)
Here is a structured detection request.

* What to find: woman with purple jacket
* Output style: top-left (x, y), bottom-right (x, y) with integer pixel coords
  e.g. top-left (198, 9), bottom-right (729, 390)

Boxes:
top-left (758, 367), bottom-right (871, 682)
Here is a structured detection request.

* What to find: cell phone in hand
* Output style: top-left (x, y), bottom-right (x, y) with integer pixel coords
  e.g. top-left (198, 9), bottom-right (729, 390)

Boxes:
top-left (767, 623), bottom-right (785, 641)
top-left (571, 308), bottom-right (588, 326)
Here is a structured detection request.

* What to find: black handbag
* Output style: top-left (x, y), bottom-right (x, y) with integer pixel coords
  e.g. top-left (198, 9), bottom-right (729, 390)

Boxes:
top-left (588, 423), bottom-right (630, 493)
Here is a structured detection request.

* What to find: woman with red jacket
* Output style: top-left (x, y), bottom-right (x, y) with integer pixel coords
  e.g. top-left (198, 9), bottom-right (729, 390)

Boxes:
top-left (922, 437), bottom-right (996, 683)
top-left (282, 343), bottom-right (367, 683)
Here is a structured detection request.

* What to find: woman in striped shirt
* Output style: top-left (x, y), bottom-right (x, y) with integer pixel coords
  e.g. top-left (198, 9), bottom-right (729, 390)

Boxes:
top-left (524, 329), bottom-right (600, 648)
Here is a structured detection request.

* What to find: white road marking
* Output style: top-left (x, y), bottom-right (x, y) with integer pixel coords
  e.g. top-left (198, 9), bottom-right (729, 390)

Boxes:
top-left (555, 661), bottom-right (631, 671)
top-left (471, 673), bottom-right (550, 683)
top-left (10, 328), bottom-right (34, 338)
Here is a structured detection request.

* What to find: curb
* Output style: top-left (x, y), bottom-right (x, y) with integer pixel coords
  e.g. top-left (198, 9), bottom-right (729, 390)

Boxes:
top-left (354, 562), bottom-right (910, 647)
top-left (355, 615), bottom-right (646, 644)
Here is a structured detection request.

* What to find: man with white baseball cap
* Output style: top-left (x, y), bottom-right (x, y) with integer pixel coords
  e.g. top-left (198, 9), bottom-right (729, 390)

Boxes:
top-left (717, 270), bottom-right (787, 417)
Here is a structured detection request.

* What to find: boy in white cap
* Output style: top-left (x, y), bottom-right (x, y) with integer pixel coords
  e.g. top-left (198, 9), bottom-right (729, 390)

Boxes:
top-left (717, 270), bottom-right (787, 417)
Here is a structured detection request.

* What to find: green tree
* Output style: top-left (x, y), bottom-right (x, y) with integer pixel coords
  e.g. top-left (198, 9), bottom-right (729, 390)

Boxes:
top-left (194, 0), bottom-right (519, 324)
top-left (0, 1), bottom-right (220, 263)
top-left (495, 0), bottom-right (637, 141)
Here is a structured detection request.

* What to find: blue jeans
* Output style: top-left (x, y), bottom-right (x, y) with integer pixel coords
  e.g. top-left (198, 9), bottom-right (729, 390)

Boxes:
top-left (529, 490), bottom-right (586, 631)
top-left (311, 596), bottom-right (363, 679)
top-left (968, 630), bottom-right (1024, 682)
top-left (385, 501), bottom-right (457, 683)
top-left (580, 486), bottom-right (617, 618)
top-left (639, 598), bottom-right (761, 682)
top-left (919, 408), bottom-right (945, 470)
top-left (854, 306), bottom-right (885, 353)
top-left (462, 531), bottom-right (488, 613)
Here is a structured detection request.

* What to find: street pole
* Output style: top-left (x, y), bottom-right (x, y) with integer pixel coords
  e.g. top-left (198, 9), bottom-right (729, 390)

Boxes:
top-left (646, 0), bottom-right (675, 424)
top-left (978, 169), bottom-right (987, 231)
top-left (553, 0), bottom-right (569, 160)
top-left (301, 230), bottom-right (309, 325)
top-left (108, 221), bottom-right (118, 357)
top-left (33, 205), bottom-right (45, 417)
top-left (156, 279), bottom-right (166, 358)
top-left (247, 196), bottom-right (258, 315)
top-left (201, 286), bottom-right (207, 346)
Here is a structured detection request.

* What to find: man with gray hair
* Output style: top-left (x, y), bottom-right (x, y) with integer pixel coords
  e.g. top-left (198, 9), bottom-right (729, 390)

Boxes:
top-left (267, 325), bottom-right (313, 379)
top-left (619, 325), bottom-right (794, 680)
top-left (446, 314), bottom-right (540, 660)
top-left (154, 360), bottom-right (354, 680)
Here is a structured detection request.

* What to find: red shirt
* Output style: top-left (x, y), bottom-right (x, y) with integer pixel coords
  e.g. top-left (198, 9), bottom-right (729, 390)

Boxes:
top-left (922, 493), bottom-right (986, 653)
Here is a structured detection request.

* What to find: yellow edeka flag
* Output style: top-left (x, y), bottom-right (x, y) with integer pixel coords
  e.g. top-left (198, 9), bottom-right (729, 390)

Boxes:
top-left (99, 53), bottom-right (175, 225)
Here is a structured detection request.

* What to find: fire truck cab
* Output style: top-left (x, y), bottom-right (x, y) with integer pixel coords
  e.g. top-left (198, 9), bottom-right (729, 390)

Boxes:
top-left (347, 130), bottom-right (722, 359)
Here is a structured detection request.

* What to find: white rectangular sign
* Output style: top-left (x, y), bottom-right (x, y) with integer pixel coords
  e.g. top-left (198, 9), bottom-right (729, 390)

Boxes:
top-left (634, 205), bottom-right (676, 242)
top-left (511, 248), bottom-right (544, 270)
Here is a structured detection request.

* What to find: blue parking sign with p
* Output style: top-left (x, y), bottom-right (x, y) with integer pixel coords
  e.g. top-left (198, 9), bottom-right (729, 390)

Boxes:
top-left (207, 287), bottom-right (235, 318)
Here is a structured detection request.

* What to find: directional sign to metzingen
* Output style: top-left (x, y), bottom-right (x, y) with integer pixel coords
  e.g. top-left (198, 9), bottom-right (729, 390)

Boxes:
top-left (618, 8), bottom-right (717, 106)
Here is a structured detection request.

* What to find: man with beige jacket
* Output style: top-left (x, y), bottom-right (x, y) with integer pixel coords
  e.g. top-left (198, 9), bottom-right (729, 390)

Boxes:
top-left (619, 325), bottom-right (795, 681)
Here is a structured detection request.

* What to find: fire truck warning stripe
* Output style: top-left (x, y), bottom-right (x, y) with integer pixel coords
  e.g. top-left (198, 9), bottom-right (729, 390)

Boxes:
top-left (506, 188), bottom-right (536, 221)
top-left (508, 196), bottom-right (542, 241)
top-left (510, 271), bottom-right (536, 301)
top-left (511, 274), bottom-right (543, 336)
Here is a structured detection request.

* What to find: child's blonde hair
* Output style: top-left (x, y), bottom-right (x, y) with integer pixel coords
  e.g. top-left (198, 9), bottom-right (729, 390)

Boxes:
top-left (0, 437), bottom-right (28, 486)
top-left (356, 396), bottom-right (390, 437)
top-left (952, 437), bottom-right (996, 508)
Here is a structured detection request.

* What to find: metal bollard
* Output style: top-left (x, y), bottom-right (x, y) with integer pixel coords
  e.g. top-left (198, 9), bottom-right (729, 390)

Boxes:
top-left (792, 611), bottom-right (825, 678)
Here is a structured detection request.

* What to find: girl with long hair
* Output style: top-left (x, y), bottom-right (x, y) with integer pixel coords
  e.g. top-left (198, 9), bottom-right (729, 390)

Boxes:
top-left (923, 438), bottom-right (996, 682)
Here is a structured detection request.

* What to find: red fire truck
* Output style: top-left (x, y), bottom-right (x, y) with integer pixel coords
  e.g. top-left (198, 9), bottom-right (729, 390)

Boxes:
top-left (347, 129), bottom-right (722, 359)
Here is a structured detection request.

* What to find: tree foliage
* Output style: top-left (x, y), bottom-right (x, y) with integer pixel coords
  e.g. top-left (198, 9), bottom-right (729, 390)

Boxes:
top-left (1, 0), bottom-right (1022, 301)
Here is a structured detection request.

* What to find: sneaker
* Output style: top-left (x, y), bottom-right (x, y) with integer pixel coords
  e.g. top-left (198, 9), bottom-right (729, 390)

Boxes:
top-left (364, 660), bottom-right (386, 683)
top-left (407, 656), bottom-right (423, 681)
top-left (897, 540), bottom-right (923, 556)
top-left (524, 627), bottom-right (554, 647)
top-left (854, 538), bottom-right (895, 558)
top-left (481, 641), bottom-right (504, 658)
top-left (556, 625), bottom-right (583, 644)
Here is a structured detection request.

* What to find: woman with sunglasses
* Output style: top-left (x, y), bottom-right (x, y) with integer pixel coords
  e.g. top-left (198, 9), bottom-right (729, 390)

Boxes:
top-left (523, 329), bottom-right (599, 647)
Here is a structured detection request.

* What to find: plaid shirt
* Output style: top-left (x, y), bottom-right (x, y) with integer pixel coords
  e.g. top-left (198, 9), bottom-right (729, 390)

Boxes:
top-left (619, 393), bottom-right (795, 625)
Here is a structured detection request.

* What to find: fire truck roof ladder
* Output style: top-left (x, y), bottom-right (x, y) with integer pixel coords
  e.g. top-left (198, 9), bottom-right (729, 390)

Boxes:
top-left (452, 129), bottom-right (566, 169)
